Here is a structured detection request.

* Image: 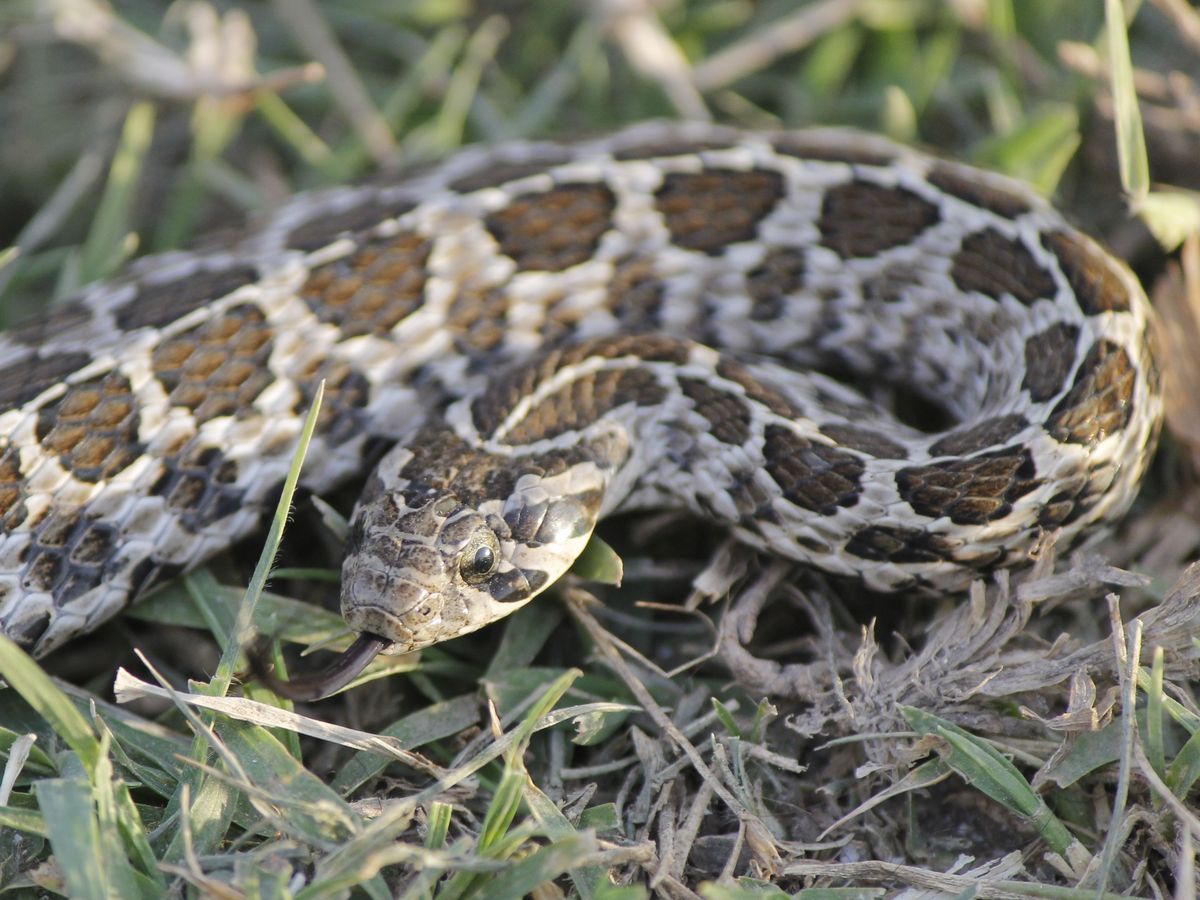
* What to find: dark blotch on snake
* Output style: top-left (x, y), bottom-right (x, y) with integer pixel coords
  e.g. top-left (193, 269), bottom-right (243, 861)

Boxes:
top-left (762, 425), bottom-right (864, 515)
top-left (655, 169), bottom-right (785, 255)
top-left (152, 303), bottom-right (275, 425)
top-left (473, 335), bottom-right (688, 437)
top-left (35, 371), bottom-right (143, 484)
top-left (747, 247), bottom-right (806, 321)
top-left (929, 414), bottom-right (1029, 457)
top-left (486, 183), bottom-right (616, 272)
top-left (679, 377), bottom-right (752, 445)
top-left (1022, 323), bottom-right (1080, 402)
top-left (926, 164), bottom-right (1032, 219)
top-left (897, 446), bottom-right (1040, 526)
top-left (150, 444), bottom-right (244, 532)
top-left (0, 350), bottom-right (93, 411)
top-left (0, 448), bottom-right (28, 532)
top-left (447, 286), bottom-right (510, 356)
top-left (715, 358), bottom-right (798, 418)
top-left (820, 424), bottom-right (908, 459)
top-left (608, 256), bottom-right (665, 330)
top-left (301, 231), bottom-right (431, 338)
top-left (502, 368), bottom-right (667, 445)
top-left (296, 361), bottom-right (371, 440)
top-left (1047, 340), bottom-right (1136, 446)
top-left (7, 300), bottom-right (93, 348)
top-left (115, 265), bottom-right (258, 331)
top-left (1042, 230), bottom-right (1131, 314)
top-left (844, 525), bottom-right (963, 564)
top-left (950, 228), bottom-right (1056, 305)
top-left (818, 181), bottom-right (940, 259)
top-left (286, 197), bottom-right (417, 252)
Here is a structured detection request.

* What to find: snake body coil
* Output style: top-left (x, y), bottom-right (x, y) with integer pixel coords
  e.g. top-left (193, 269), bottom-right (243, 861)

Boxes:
top-left (0, 123), bottom-right (1162, 662)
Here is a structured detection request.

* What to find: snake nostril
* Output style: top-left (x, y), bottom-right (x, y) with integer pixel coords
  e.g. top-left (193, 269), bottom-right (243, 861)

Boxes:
top-left (403, 594), bottom-right (443, 627)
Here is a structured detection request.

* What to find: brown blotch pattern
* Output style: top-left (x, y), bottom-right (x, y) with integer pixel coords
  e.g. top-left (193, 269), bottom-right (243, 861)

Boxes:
top-left (448, 150), bottom-right (574, 192)
top-left (22, 512), bottom-right (121, 605)
top-left (655, 169), bottom-right (784, 255)
top-left (770, 136), bottom-right (895, 167)
top-left (474, 335), bottom-right (691, 435)
top-left (486, 183), bottom-right (616, 272)
top-left (286, 197), bottom-right (416, 252)
top-left (148, 444), bottom-right (243, 531)
top-left (929, 414), bottom-right (1029, 456)
top-left (1041, 230), bottom-right (1131, 314)
top-left (763, 425), bottom-right (864, 516)
top-left (1037, 493), bottom-right (1079, 529)
top-left (8, 300), bottom-right (93, 348)
top-left (296, 361), bottom-right (372, 441)
top-left (747, 247), bottom-right (806, 321)
top-left (115, 265), bottom-right (258, 332)
top-left (502, 368), bottom-right (667, 446)
top-left (818, 181), bottom-right (940, 259)
top-left (897, 446), bottom-right (1039, 526)
top-left (1022, 322), bottom-right (1080, 402)
top-left (301, 231), bottom-right (431, 338)
top-left (679, 377), bottom-right (752, 445)
top-left (950, 228), bottom-right (1056, 305)
top-left (1047, 340), bottom-right (1136, 446)
top-left (0, 350), bottom-right (92, 411)
top-left (397, 425), bottom-right (594, 509)
top-left (820, 424), bottom-right (908, 459)
top-left (0, 447), bottom-right (26, 531)
top-left (34, 371), bottom-right (142, 484)
top-left (925, 164), bottom-right (1032, 218)
top-left (714, 358), bottom-right (798, 419)
top-left (844, 525), bottom-right (961, 565)
top-left (447, 286), bottom-right (510, 356)
top-left (608, 256), bottom-right (665, 330)
top-left (152, 304), bottom-right (275, 425)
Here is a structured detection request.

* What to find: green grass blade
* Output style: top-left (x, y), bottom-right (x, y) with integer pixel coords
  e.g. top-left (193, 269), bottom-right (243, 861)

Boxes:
top-left (464, 832), bottom-right (599, 900)
top-left (330, 693), bottom-right (480, 796)
top-left (36, 776), bottom-right (149, 899)
top-left (425, 801), bottom-right (452, 850)
top-left (1105, 0), bottom-right (1149, 204)
top-left (213, 719), bottom-right (360, 845)
top-left (77, 102), bottom-right (156, 285)
top-left (0, 804), bottom-right (48, 837)
top-left (219, 379), bottom-right (325, 693)
top-left (1145, 646), bottom-right (1166, 783)
top-left (900, 706), bottom-right (1076, 856)
top-left (0, 635), bottom-right (100, 772)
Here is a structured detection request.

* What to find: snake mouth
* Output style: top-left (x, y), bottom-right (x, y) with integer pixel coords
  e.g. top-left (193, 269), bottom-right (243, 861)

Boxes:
top-left (247, 632), bottom-right (392, 701)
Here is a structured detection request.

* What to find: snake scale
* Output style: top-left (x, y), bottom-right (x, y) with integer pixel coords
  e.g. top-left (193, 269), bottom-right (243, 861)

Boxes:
top-left (0, 123), bottom-right (1163, 689)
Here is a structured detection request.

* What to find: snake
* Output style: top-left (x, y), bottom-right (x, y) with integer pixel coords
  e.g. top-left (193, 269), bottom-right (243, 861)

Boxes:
top-left (0, 122), bottom-right (1163, 696)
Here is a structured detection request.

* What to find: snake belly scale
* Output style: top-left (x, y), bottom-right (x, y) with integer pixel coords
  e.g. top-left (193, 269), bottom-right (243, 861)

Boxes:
top-left (0, 123), bottom-right (1163, 667)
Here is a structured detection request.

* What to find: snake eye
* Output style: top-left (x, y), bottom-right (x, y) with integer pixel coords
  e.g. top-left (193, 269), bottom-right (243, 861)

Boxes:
top-left (460, 533), bottom-right (499, 584)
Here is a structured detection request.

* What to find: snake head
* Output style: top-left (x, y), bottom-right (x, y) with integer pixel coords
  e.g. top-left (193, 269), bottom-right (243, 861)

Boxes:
top-left (339, 450), bottom-right (607, 653)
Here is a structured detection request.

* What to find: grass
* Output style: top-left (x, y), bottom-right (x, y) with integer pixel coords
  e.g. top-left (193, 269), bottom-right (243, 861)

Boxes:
top-left (3, 0), bottom-right (1200, 895)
